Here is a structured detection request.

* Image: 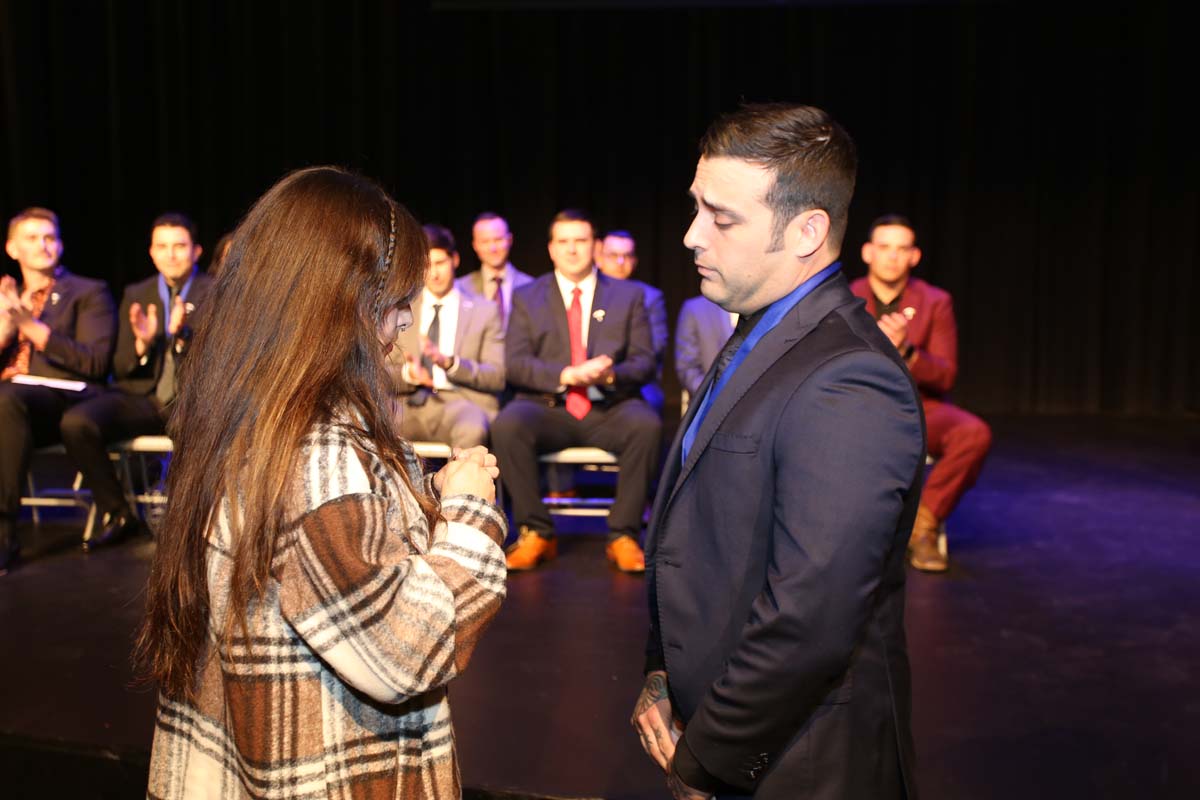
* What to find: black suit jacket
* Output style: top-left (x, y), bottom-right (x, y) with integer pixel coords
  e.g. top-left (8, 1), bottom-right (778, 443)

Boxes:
top-left (3, 268), bottom-right (117, 385)
top-left (645, 272), bottom-right (925, 799)
top-left (111, 271), bottom-right (215, 396)
top-left (505, 271), bottom-right (655, 405)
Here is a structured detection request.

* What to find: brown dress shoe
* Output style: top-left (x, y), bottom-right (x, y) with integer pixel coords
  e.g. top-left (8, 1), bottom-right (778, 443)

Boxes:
top-left (506, 526), bottom-right (557, 571)
top-left (605, 534), bottom-right (645, 573)
top-left (909, 505), bottom-right (948, 572)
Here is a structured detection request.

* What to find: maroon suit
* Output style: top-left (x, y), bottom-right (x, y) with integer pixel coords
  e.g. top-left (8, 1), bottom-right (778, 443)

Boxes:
top-left (851, 276), bottom-right (991, 520)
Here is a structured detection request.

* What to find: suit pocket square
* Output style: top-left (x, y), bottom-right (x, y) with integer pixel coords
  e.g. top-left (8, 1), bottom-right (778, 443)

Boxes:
top-left (709, 431), bottom-right (759, 454)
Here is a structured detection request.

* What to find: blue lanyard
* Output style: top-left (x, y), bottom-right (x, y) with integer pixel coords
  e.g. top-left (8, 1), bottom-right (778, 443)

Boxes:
top-left (157, 270), bottom-right (196, 336)
top-left (681, 261), bottom-right (841, 464)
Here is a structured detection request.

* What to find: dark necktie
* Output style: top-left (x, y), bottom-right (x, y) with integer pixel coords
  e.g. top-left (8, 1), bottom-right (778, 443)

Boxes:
top-left (680, 312), bottom-right (757, 462)
top-left (409, 303), bottom-right (442, 407)
top-left (491, 276), bottom-right (505, 329)
top-left (155, 290), bottom-right (179, 407)
top-left (711, 313), bottom-right (754, 387)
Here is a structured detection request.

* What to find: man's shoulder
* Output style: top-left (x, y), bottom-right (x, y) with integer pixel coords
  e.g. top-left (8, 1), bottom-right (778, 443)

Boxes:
top-left (848, 275), bottom-right (870, 297)
top-left (907, 277), bottom-right (952, 304)
top-left (510, 265), bottom-right (534, 285)
top-left (459, 292), bottom-right (499, 320)
top-left (628, 278), bottom-right (663, 303)
top-left (121, 273), bottom-right (159, 297)
top-left (56, 269), bottom-right (111, 295)
top-left (596, 272), bottom-right (645, 306)
top-left (680, 294), bottom-right (719, 317)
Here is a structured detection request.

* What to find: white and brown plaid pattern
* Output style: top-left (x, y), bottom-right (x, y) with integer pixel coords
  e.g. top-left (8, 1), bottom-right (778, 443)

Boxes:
top-left (148, 425), bottom-right (507, 799)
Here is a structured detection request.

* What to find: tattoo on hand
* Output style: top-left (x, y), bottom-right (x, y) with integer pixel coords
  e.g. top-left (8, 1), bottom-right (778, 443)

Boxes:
top-left (635, 673), bottom-right (669, 718)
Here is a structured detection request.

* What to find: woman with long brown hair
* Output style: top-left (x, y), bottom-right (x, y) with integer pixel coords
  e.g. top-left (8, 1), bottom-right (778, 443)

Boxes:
top-left (136, 166), bottom-right (507, 798)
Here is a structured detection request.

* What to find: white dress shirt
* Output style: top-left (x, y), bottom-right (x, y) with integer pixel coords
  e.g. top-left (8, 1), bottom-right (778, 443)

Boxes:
top-left (554, 267), bottom-right (598, 346)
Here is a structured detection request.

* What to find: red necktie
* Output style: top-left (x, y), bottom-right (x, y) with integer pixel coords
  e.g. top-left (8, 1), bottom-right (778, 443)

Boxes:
top-left (565, 287), bottom-right (591, 420)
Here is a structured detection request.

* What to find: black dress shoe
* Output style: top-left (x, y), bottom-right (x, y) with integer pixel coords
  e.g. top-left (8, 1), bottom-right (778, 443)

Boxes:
top-left (0, 517), bottom-right (18, 576)
top-left (0, 545), bottom-right (19, 577)
top-left (84, 513), bottom-right (145, 552)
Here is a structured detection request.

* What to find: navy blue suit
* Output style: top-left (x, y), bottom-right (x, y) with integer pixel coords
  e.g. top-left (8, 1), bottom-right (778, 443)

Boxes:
top-left (491, 271), bottom-right (661, 539)
top-left (645, 272), bottom-right (925, 798)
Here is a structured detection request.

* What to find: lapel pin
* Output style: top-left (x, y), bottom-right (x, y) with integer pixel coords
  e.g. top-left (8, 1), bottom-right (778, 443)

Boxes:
top-left (50, 292), bottom-right (60, 305)
top-left (593, 309), bottom-right (606, 322)
top-left (902, 306), bottom-right (916, 320)
top-left (185, 302), bottom-right (195, 313)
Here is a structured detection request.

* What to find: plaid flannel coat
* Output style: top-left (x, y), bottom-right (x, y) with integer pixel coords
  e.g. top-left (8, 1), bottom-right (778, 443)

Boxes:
top-left (147, 424), bottom-right (507, 799)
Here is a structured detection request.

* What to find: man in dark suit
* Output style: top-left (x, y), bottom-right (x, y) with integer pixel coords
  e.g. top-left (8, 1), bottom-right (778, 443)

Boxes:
top-left (386, 224), bottom-right (505, 449)
top-left (674, 294), bottom-right (735, 400)
top-left (490, 209), bottom-right (660, 573)
top-left (455, 212), bottom-right (533, 332)
top-left (59, 212), bottom-right (214, 550)
top-left (851, 215), bottom-right (992, 572)
top-left (596, 230), bottom-right (668, 414)
top-left (632, 105), bottom-right (925, 799)
top-left (1, 207), bottom-right (117, 574)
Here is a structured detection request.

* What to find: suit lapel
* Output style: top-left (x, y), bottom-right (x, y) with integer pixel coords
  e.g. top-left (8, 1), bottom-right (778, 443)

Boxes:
top-left (455, 297), bottom-right (472, 352)
top-left (588, 275), bottom-right (610, 359)
top-left (545, 277), bottom-right (570, 359)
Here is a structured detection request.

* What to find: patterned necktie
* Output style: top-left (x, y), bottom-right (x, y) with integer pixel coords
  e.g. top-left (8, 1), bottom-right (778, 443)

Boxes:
top-left (155, 290), bottom-right (179, 407)
top-left (712, 314), bottom-right (754, 386)
top-left (565, 287), bottom-right (591, 420)
top-left (491, 276), bottom-right (505, 329)
top-left (1, 282), bottom-right (53, 381)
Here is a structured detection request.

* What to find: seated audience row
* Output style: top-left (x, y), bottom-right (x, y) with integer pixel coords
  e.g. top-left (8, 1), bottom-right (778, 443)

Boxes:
top-left (1, 209), bottom-right (212, 573)
top-left (2, 205), bottom-right (987, 579)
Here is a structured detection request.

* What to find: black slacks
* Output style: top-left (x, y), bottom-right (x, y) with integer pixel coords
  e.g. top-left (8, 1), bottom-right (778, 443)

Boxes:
top-left (490, 396), bottom-right (662, 539)
top-left (60, 390), bottom-right (164, 516)
top-left (0, 381), bottom-right (101, 518)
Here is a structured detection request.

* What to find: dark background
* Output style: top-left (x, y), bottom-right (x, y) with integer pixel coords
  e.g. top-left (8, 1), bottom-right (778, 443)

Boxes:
top-left (2, 0), bottom-right (1195, 417)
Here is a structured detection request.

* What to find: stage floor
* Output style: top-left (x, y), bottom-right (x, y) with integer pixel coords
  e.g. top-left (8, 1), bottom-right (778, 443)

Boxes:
top-left (1, 415), bottom-right (1198, 799)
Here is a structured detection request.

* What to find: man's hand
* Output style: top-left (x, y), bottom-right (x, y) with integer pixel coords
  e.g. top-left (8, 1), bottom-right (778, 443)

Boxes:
top-left (631, 670), bottom-right (683, 772)
top-left (877, 311), bottom-right (909, 352)
top-left (561, 355), bottom-right (614, 387)
top-left (404, 352), bottom-right (434, 387)
top-left (166, 293), bottom-right (187, 337)
top-left (420, 336), bottom-right (452, 371)
top-left (129, 302), bottom-right (159, 357)
top-left (1, 278), bottom-right (50, 350)
top-left (667, 767), bottom-right (713, 800)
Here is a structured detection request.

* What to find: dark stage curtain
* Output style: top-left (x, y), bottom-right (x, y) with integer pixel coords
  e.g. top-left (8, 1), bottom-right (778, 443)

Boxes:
top-left (1, 1), bottom-right (1195, 416)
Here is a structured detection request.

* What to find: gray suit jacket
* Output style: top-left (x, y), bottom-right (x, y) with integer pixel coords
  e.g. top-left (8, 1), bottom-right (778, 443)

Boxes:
top-left (386, 293), bottom-right (505, 418)
top-left (674, 294), bottom-right (735, 397)
top-left (455, 266), bottom-right (533, 301)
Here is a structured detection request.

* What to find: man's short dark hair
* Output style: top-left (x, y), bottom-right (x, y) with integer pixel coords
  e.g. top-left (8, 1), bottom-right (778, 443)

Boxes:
top-left (700, 103), bottom-right (857, 253)
top-left (602, 229), bottom-right (635, 246)
top-left (7, 207), bottom-right (59, 241)
top-left (423, 223), bottom-right (457, 255)
top-left (867, 214), bottom-right (917, 244)
top-left (473, 211), bottom-right (508, 227)
top-left (548, 208), bottom-right (594, 240)
top-left (151, 212), bottom-right (199, 243)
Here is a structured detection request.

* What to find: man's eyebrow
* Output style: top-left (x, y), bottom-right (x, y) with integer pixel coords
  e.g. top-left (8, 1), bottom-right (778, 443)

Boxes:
top-left (693, 192), bottom-right (743, 221)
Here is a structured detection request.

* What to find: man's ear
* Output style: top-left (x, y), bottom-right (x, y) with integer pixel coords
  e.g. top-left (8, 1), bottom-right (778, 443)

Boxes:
top-left (909, 246), bottom-right (922, 269)
top-left (786, 209), bottom-right (831, 260)
top-left (193, 245), bottom-right (203, 264)
top-left (5, 240), bottom-right (18, 262)
top-left (861, 241), bottom-right (874, 265)
top-left (452, 252), bottom-right (461, 270)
